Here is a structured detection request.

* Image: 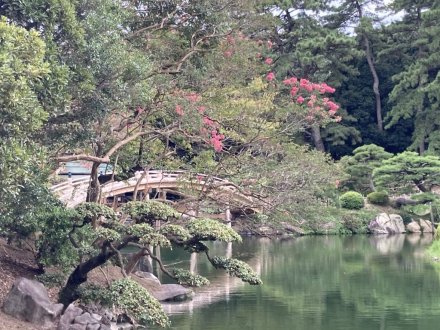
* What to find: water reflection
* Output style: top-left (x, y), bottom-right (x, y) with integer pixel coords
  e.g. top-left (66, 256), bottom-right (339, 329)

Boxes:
top-left (151, 234), bottom-right (440, 330)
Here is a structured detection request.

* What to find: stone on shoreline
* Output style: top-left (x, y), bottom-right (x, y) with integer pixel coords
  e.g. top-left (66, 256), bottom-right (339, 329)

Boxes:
top-left (2, 277), bottom-right (63, 327)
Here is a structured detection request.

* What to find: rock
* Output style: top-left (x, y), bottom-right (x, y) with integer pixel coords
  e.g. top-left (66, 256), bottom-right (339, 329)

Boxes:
top-left (100, 326), bottom-right (111, 330)
top-left (86, 324), bottom-right (101, 330)
top-left (2, 277), bottom-right (64, 327)
top-left (406, 221), bottom-right (421, 233)
top-left (91, 313), bottom-right (102, 322)
top-left (75, 312), bottom-right (100, 325)
top-left (258, 226), bottom-right (275, 235)
top-left (152, 284), bottom-right (194, 302)
top-left (134, 271), bottom-right (161, 285)
top-left (368, 213), bottom-right (406, 235)
top-left (116, 323), bottom-right (134, 330)
top-left (280, 222), bottom-right (305, 235)
top-left (69, 325), bottom-right (87, 330)
top-left (59, 304), bottom-right (84, 330)
top-left (419, 219), bottom-right (435, 233)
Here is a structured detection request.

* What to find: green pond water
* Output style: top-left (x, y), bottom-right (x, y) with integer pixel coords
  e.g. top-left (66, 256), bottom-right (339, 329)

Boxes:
top-left (149, 234), bottom-right (440, 330)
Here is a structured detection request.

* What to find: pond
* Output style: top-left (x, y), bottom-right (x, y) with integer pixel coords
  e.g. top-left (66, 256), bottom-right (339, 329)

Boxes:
top-left (150, 234), bottom-right (440, 330)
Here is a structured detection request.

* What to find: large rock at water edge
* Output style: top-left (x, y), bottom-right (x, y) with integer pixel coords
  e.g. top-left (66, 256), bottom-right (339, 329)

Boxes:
top-left (419, 219), bottom-right (435, 233)
top-left (152, 284), bottom-right (194, 302)
top-left (406, 221), bottom-right (421, 233)
top-left (2, 277), bottom-right (63, 327)
top-left (368, 213), bottom-right (406, 234)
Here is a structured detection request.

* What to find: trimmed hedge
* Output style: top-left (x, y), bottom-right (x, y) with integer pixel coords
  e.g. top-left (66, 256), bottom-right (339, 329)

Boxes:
top-left (367, 191), bottom-right (389, 205)
top-left (340, 191), bottom-right (364, 210)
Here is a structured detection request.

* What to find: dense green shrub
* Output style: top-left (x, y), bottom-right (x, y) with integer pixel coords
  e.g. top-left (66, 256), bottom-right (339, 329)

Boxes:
top-left (367, 191), bottom-right (389, 205)
top-left (339, 191), bottom-right (364, 210)
top-left (341, 210), bottom-right (375, 234)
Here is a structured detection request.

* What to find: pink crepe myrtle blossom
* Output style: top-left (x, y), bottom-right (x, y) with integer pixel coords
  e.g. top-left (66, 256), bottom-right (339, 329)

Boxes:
top-left (223, 50), bottom-right (233, 58)
top-left (203, 116), bottom-right (216, 127)
top-left (296, 96), bottom-right (305, 104)
top-left (267, 40), bottom-right (273, 49)
top-left (326, 101), bottom-right (339, 112)
top-left (266, 72), bottom-right (275, 81)
top-left (175, 105), bottom-right (184, 116)
top-left (185, 92), bottom-right (201, 103)
top-left (290, 86), bottom-right (299, 96)
top-left (319, 83), bottom-right (336, 94)
top-left (264, 57), bottom-right (273, 65)
top-left (210, 130), bottom-right (225, 152)
top-left (283, 77), bottom-right (298, 86)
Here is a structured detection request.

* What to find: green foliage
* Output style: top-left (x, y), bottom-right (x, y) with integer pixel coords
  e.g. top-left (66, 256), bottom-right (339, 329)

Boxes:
top-left (402, 204), bottom-right (431, 217)
top-left (367, 191), bottom-right (389, 206)
top-left (0, 17), bottom-right (49, 138)
top-left (210, 256), bottom-right (262, 285)
top-left (340, 210), bottom-right (375, 234)
top-left (159, 224), bottom-right (191, 242)
top-left (427, 240), bottom-right (440, 257)
top-left (186, 218), bottom-right (242, 243)
top-left (373, 152), bottom-right (440, 194)
top-left (0, 18), bottom-right (58, 239)
top-left (75, 202), bottom-right (116, 223)
top-left (36, 272), bottom-right (66, 288)
top-left (385, 1), bottom-right (440, 153)
top-left (340, 144), bottom-right (393, 193)
top-left (411, 193), bottom-right (439, 203)
top-left (109, 279), bottom-right (170, 328)
top-left (36, 207), bottom-right (82, 270)
top-left (122, 201), bottom-right (179, 224)
top-left (171, 268), bottom-right (210, 287)
top-left (78, 283), bottom-right (111, 306)
top-left (126, 224), bottom-right (171, 247)
top-left (339, 191), bottom-right (364, 210)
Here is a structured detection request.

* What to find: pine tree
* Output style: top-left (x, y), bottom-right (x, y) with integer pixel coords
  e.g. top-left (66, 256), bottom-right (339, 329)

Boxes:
top-left (385, 0), bottom-right (440, 155)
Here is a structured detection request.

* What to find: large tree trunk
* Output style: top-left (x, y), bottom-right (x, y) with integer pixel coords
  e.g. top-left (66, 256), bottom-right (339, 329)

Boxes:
top-left (355, 1), bottom-right (383, 132)
top-left (87, 162), bottom-right (101, 203)
top-left (364, 36), bottom-right (383, 132)
top-left (59, 248), bottom-right (114, 307)
top-left (311, 125), bottom-right (325, 152)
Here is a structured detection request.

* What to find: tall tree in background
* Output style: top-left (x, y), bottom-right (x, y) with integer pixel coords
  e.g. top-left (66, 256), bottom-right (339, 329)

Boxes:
top-left (384, 0), bottom-right (440, 155)
top-left (268, 0), bottom-right (362, 151)
top-left (325, 0), bottom-right (386, 132)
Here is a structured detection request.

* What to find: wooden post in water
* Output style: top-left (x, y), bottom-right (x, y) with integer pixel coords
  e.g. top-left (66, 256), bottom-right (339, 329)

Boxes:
top-left (225, 204), bottom-right (231, 228)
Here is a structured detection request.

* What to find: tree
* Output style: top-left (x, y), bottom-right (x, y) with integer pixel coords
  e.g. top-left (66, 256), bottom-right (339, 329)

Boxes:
top-left (340, 144), bottom-right (392, 193)
top-left (36, 201), bottom-right (261, 327)
top-left (373, 151), bottom-right (440, 194)
top-left (268, 0), bottom-right (362, 151)
top-left (385, 0), bottom-right (440, 155)
top-left (0, 18), bottom-right (62, 241)
top-left (325, 0), bottom-right (387, 132)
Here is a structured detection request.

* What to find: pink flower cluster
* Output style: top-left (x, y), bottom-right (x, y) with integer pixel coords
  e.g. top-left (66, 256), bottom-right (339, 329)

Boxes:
top-left (210, 130), bottom-right (225, 152)
top-left (174, 90), bottom-right (225, 152)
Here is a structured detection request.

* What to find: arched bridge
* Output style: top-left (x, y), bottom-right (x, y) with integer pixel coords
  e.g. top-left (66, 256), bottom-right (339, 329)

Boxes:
top-left (51, 170), bottom-right (262, 214)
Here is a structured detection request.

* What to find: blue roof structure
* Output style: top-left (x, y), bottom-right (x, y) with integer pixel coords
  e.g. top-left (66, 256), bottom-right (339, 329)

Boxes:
top-left (59, 161), bottom-right (113, 175)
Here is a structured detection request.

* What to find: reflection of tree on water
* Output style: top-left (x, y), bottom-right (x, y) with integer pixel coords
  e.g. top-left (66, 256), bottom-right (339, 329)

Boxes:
top-left (156, 240), bottom-right (264, 315)
top-left (152, 235), bottom-right (440, 330)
